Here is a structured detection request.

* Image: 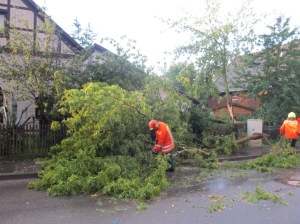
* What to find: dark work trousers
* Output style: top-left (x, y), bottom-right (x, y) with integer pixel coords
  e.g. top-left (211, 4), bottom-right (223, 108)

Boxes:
top-left (167, 151), bottom-right (175, 172)
top-left (291, 139), bottom-right (297, 148)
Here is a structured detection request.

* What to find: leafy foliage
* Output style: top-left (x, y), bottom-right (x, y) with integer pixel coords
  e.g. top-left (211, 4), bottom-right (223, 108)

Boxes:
top-left (64, 34), bottom-right (149, 92)
top-left (0, 17), bottom-right (62, 100)
top-left (188, 104), bottom-right (211, 138)
top-left (0, 93), bottom-right (35, 127)
top-left (207, 194), bottom-right (227, 213)
top-left (241, 186), bottom-right (287, 205)
top-left (71, 18), bottom-right (97, 48)
top-left (28, 81), bottom-right (190, 199)
top-left (202, 132), bottom-right (239, 156)
top-left (0, 16), bottom-right (74, 123)
top-left (56, 82), bottom-right (152, 157)
top-left (142, 75), bottom-right (195, 145)
top-left (165, 63), bottom-right (197, 96)
top-left (164, 63), bottom-right (218, 106)
top-left (28, 149), bottom-right (169, 200)
top-left (166, 0), bottom-right (259, 121)
top-left (236, 17), bottom-right (300, 125)
top-left (241, 141), bottom-right (300, 172)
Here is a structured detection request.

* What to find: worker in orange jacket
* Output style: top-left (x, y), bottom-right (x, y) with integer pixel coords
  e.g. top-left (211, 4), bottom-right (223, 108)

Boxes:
top-left (280, 112), bottom-right (300, 148)
top-left (148, 120), bottom-right (175, 172)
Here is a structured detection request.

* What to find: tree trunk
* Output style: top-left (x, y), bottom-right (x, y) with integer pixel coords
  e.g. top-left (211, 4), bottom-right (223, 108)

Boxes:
top-left (236, 133), bottom-right (269, 145)
top-left (227, 103), bottom-right (236, 122)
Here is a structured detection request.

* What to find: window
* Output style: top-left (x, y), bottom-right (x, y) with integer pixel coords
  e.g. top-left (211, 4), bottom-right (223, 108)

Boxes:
top-left (0, 11), bottom-right (7, 38)
top-left (0, 87), bottom-right (3, 124)
top-left (0, 12), bottom-right (6, 29)
top-left (232, 95), bottom-right (238, 102)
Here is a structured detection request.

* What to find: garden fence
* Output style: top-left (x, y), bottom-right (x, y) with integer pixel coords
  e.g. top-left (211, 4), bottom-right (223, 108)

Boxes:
top-left (0, 123), bottom-right (67, 157)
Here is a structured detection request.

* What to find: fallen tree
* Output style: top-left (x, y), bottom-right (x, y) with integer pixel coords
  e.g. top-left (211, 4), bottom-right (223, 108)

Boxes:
top-left (174, 133), bottom-right (269, 158)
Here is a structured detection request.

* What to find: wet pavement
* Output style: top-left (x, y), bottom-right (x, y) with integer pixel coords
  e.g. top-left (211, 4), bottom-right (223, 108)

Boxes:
top-left (1, 165), bottom-right (300, 224)
top-left (0, 159), bottom-right (41, 180)
top-left (1, 146), bottom-right (300, 224)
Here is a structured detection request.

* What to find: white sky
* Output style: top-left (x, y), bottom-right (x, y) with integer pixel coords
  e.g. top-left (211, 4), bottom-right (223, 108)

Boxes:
top-left (34, 0), bottom-right (300, 72)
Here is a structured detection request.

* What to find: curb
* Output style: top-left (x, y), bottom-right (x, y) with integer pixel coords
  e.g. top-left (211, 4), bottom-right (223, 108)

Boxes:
top-left (221, 149), bottom-right (300, 162)
top-left (0, 172), bottom-right (38, 181)
top-left (219, 153), bottom-right (269, 162)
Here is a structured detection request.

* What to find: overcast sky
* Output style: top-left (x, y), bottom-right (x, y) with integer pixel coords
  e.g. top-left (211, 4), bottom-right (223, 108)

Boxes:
top-left (34, 0), bottom-right (300, 72)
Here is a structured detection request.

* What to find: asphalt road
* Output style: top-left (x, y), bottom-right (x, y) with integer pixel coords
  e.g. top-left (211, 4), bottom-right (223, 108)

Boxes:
top-left (1, 166), bottom-right (300, 224)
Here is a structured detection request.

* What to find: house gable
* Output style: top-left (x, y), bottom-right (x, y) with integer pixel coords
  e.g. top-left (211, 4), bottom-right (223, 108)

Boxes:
top-left (0, 0), bottom-right (84, 125)
top-left (208, 92), bottom-right (260, 110)
top-left (208, 57), bottom-right (261, 118)
top-left (213, 104), bottom-right (254, 117)
top-left (0, 0), bottom-right (82, 56)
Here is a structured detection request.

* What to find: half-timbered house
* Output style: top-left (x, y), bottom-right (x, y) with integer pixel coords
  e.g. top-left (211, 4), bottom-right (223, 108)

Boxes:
top-left (0, 0), bottom-right (83, 125)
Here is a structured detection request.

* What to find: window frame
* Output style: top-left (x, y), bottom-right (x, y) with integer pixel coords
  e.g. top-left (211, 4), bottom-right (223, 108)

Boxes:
top-left (0, 10), bottom-right (7, 38)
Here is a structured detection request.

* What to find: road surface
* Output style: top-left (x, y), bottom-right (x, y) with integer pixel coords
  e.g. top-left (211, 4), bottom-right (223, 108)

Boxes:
top-left (1, 166), bottom-right (300, 224)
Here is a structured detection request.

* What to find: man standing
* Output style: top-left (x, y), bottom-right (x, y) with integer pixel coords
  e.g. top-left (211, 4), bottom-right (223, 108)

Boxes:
top-left (148, 120), bottom-right (175, 172)
top-left (280, 112), bottom-right (300, 148)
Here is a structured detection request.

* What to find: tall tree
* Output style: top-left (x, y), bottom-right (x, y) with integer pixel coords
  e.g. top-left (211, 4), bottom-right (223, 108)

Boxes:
top-left (165, 63), bottom-right (196, 94)
top-left (166, 0), bottom-right (259, 122)
top-left (71, 18), bottom-right (97, 49)
top-left (236, 17), bottom-right (300, 125)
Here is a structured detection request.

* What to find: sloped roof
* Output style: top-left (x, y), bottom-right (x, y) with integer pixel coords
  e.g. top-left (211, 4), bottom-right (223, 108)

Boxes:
top-left (214, 56), bottom-right (262, 93)
top-left (214, 77), bottom-right (245, 93)
top-left (214, 61), bottom-right (246, 93)
top-left (91, 43), bottom-right (109, 53)
top-left (25, 0), bottom-right (83, 52)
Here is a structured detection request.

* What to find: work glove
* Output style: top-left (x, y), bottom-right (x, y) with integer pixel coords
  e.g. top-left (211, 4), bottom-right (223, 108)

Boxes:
top-left (151, 148), bottom-right (158, 155)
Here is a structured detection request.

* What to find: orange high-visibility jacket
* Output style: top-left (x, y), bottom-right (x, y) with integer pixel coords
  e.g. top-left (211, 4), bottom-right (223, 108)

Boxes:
top-left (153, 122), bottom-right (175, 154)
top-left (280, 119), bottom-right (300, 140)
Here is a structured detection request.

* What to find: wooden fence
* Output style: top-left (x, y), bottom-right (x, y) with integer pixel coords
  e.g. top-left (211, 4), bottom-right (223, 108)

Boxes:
top-left (0, 124), bottom-right (67, 157)
top-left (205, 122), bottom-right (247, 139)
